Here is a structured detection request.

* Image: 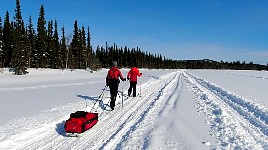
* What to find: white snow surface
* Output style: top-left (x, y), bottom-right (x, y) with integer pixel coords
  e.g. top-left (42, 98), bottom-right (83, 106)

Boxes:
top-left (0, 68), bottom-right (268, 150)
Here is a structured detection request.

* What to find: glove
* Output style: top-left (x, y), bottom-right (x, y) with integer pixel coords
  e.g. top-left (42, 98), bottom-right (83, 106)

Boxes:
top-left (127, 77), bottom-right (130, 80)
top-left (123, 78), bottom-right (126, 81)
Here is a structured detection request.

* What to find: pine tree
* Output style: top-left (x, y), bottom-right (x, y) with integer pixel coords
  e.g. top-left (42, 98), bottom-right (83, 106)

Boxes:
top-left (123, 46), bottom-right (128, 67)
top-left (69, 20), bottom-right (79, 69)
top-left (80, 26), bottom-right (87, 69)
top-left (36, 4), bottom-right (46, 68)
top-left (2, 11), bottom-right (13, 68)
top-left (12, 0), bottom-right (28, 74)
top-left (0, 17), bottom-right (3, 67)
top-left (60, 26), bottom-right (67, 69)
top-left (53, 20), bottom-right (60, 69)
top-left (46, 20), bottom-right (54, 68)
top-left (27, 16), bottom-right (36, 68)
top-left (95, 45), bottom-right (102, 68)
top-left (86, 26), bottom-right (93, 69)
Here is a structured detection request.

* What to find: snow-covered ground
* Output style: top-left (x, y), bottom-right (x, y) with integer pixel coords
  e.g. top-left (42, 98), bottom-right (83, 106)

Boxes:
top-left (0, 68), bottom-right (268, 150)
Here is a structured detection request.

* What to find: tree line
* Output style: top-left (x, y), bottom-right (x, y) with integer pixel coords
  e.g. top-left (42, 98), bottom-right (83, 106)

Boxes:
top-left (0, 0), bottom-right (267, 75)
top-left (0, 0), bottom-right (100, 74)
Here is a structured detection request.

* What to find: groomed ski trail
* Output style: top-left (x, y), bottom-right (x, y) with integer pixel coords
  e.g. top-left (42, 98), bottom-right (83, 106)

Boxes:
top-left (2, 70), bottom-right (267, 149)
top-left (0, 71), bottom-right (183, 149)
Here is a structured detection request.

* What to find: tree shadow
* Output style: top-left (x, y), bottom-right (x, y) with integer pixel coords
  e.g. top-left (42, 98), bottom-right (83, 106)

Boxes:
top-left (77, 94), bottom-right (99, 102)
top-left (76, 86), bottom-right (111, 111)
top-left (76, 94), bottom-right (105, 110)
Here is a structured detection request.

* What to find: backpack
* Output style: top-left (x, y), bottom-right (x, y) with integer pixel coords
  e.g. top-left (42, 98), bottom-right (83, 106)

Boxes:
top-left (106, 68), bottom-right (120, 86)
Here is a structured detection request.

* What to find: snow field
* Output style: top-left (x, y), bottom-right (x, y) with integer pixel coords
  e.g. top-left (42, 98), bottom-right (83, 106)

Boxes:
top-left (0, 69), bottom-right (268, 149)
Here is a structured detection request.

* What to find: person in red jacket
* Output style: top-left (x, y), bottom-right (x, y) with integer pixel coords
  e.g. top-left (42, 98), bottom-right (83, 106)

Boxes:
top-left (127, 65), bottom-right (142, 97)
top-left (106, 61), bottom-right (126, 110)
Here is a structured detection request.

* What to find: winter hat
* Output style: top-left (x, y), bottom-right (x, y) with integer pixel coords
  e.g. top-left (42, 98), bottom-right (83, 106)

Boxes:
top-left (113, 61), bottom-right (117, 66)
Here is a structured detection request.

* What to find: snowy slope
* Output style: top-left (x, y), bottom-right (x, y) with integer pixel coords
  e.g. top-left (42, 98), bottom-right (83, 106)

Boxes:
top-left (0, 69), bottom-right (268, 149)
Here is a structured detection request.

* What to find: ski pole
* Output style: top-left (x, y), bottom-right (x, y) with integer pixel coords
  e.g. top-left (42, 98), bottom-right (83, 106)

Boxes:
top-left (122, 88), bottom-right (123, 107)
top-left (98, 85), bottom-right (107, 99)
top-left (90, 85), bottom-right (107, 112)
top-left (121, 80), bottom-right (128, 107)
top-left (140, 81), bottom-right (141, 97)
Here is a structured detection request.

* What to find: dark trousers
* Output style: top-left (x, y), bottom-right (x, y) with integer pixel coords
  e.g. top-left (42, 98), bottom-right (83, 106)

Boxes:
top-left (128, 81), bottom-right (137, 97)
top-left (109, 83), bottom-right (119, 108)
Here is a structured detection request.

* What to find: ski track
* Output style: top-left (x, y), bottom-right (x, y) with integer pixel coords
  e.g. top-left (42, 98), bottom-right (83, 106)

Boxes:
top-left (113, 71), bottom-right (184, 150)
top-left (183, 71), bottom-right (268, 150)
top-left (0, 71), bottom-right (182, 149)
top-left (1, 70), bottom-right (268, 149)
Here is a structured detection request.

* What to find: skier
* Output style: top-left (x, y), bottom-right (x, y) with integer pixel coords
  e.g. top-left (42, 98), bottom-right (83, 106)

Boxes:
top-left (106, 61), bottom-right (126, 110)
top-left (127, 64), bottom-right (142, 97)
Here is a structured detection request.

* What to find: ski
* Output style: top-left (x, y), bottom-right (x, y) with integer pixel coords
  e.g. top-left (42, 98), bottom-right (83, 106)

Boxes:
top-left (66, 132), bottom-right (84, 137)
top-left (126, 93), bottom-right (140, 98)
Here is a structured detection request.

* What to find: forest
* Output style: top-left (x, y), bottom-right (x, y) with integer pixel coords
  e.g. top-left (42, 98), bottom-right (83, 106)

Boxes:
top-left (0, 0), bottom-right (267, 75)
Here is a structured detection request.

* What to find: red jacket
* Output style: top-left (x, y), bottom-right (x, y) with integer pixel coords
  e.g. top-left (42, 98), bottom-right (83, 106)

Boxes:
top-left (106, 67), bottom-right (124, 81)
top-left (127, 67), bottom-right (142, 82)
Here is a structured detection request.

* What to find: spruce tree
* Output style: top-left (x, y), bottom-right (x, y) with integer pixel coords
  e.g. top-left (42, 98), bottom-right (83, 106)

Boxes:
top-left (12, 0), bottom-right (27, 74)
top-left (36, 5), bottom-right (46, 68)
top-left (27, 16), bottom-right (36, 68)
top-left (60, 26), bottom-right (67, 69)
top-left (2, 11), bottom-right (13, 68)
top-left (46, 20), bottom-right (54, 68)
top-left (0, 17), bottom-right (3, 67)
top-left (123, 46), bottom-right (128, 67)
top-left (86, 26), bottom-right (92, 69)
top-left (95, 45), bottom-right (102, 68)
top-left (69, 20), bottom-right (79, 69)
top-left (53, 20), bottom-right (60, 69)
top-left (80, 26), bottom-right (87, 69)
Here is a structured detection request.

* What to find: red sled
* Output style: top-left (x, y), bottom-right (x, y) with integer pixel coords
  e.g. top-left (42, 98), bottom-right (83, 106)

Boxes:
top-left (64, 111), bottom-right (98, 134)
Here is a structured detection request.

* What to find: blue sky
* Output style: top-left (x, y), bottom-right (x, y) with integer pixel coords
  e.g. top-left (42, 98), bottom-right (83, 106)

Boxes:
top-left (1, 0), bottom-right (268, 64)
